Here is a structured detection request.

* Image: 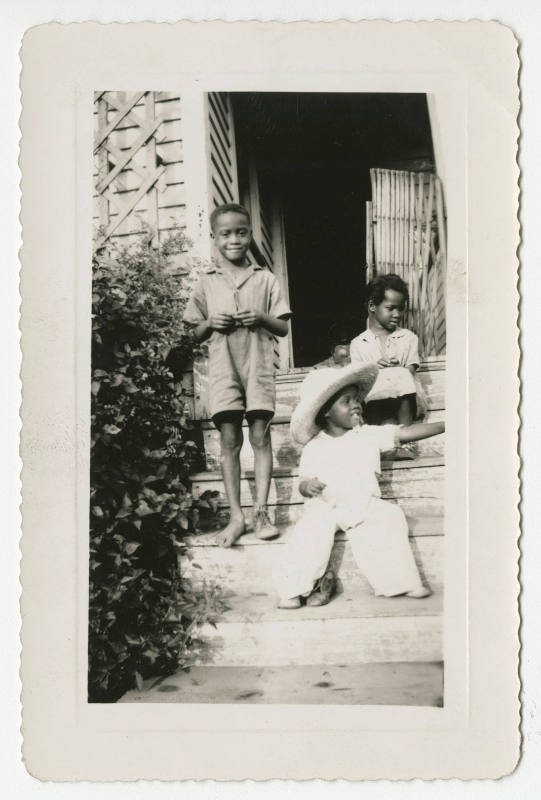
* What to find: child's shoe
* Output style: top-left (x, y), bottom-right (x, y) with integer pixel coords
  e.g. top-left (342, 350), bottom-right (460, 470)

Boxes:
top-left (306, 569), bottom-right (336, 606)
top-left (388, 443), bottom-right (419, 461)
top-left (406, 585), bottom-right (431, 598)
top-left (253, 507), bottom-right (279, 540)
top-left (278, 596), bottom-right (302, 609)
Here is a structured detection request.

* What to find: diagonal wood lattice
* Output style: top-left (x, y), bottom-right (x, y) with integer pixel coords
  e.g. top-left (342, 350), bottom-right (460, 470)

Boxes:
top-left (366, 169), bottom-right (447, 356)
top-left (94, 91), bottom-right (168, 249)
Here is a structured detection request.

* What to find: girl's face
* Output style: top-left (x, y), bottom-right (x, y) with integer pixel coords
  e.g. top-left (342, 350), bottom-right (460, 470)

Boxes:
top-left (324, 385), bottom-right (362, 432)
top-left (369, 289), bottom-right (406, 331)
top-left (212, 211), bottom-right (252, 264)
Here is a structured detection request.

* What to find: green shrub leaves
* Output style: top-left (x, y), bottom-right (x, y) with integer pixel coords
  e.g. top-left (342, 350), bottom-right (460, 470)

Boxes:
top-left (89, 232), bottom-right (224, 702)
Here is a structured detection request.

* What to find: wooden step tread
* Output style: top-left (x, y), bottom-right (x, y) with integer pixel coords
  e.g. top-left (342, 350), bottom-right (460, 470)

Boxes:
top-left (194, 614), bottom-right (442, 666)
top-left (201, 414), bottom-right (445, 471)
top-left (207, 584), bottom-right (443, 624)
top-left (201, 411), bottom-right (444, 430)
top-left (185, 532), bottom-right (442, 606)
top-left (190, 513), bottom-right (444, 544)
top-left (205, 498), bottom-right (443, 530)
top-left (191, 458), bottom-right (445, 515)
top-left (191, 454), bottom-right (445, 482)
top-left (120, 661), bottom-right (444, 706)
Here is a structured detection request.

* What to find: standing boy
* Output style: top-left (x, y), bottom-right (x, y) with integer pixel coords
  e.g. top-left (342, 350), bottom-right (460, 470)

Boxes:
top-left (183, 203), bottom-right (291, 546)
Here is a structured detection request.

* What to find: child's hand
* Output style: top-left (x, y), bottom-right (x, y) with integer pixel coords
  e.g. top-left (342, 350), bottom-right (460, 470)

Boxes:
top-left (299, 478), bottom-right (326, 498)
top-left (209, 312), bottom-right (235, 331)
top-left (234, 309), bottom-right (263, 328)
top-left (377, 357), bottom-right (394, 368)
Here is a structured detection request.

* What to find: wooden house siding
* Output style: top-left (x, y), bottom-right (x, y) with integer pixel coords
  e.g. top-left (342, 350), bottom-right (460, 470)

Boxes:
top-left (93, 91), bottom-right (186, 249)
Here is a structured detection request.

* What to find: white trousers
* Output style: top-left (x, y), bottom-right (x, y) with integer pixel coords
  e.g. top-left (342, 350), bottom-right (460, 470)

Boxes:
top-left (275, 496), bottom-right (423, 600)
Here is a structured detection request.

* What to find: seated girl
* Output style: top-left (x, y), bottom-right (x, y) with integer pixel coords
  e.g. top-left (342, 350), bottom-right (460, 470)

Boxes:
top-left (350, 274), bottom-right (428, 455)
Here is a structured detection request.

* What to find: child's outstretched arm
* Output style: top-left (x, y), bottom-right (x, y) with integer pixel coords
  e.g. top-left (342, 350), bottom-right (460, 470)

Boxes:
top-left (398, 420), bottom-right (445, 443)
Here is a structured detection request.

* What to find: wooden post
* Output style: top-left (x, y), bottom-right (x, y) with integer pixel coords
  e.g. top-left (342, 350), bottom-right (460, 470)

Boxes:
top-left (435, 175), bottom-right (447, 286)
top-left (369, 169), bottom-right (378, 274)
top-left (181, 92), bottom-right (213, 419)
top-left (144, 92), bottom-right (159, 247)
top-left (366, 200), bottom-right (373, 282)
top-left (271, 202), bottom-right (293, 370)
top-left (389, 170), bottom-right (395, 273)
top-left (96, 96), bottom-right (109, 230)
top-left (397, 172), bottom-right (405, 278)
top-left (181, 92), bottom-right (213, 263)
top-left (385, 170), bottom-right (391, 273)
top-left (376, 169), bottom-right (382, 271)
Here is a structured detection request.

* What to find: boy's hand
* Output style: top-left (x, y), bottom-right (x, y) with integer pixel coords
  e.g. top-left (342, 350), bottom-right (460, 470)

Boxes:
top-left (299, 478), bottom-right (326, 498)
top-left (209, 312), bottom-right (235, 331)
top-left (234, 309), bottom-right (263, 328)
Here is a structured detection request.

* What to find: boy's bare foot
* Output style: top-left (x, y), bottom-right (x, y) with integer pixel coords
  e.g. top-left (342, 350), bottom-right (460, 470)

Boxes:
top-left (215, 517), bottom-right (245, 547)
top-left (406, 585), bottom-right (431, 598)
top-left (253, 507), bottom-right (279, 540)
top-left (278, 596), bottom-right (302, 609)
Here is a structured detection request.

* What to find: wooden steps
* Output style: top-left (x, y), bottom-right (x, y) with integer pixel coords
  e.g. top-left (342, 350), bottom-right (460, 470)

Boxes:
top-left (198, 362), bottom-right (445, 471)
top-left (120, 662), bottom-right (444, 706)
top-left (121, 360), bottom-right (445, 705)
top-left (201, 409), bottom-right (445, 472)
top-left (184, 556), bottom-right (442, 667)
top-left (187, 527), bottom-right (443, 599)
top-left (190, 614), bottom-right (441, 667)
top-left (180, 522), bottom-right (443, 668)
top-left (270, 361), bottom-right (445, 420)
top-left (191, 455), bottom-right (445, 528)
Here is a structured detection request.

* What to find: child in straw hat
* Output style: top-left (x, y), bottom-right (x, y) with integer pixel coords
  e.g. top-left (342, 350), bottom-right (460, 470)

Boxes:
top-left (275, 363), bottom-right (444, 609)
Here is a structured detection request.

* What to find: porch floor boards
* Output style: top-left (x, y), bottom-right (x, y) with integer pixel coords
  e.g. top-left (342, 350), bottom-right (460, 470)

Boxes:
top-left (120, 661), bottom-right (444, 706)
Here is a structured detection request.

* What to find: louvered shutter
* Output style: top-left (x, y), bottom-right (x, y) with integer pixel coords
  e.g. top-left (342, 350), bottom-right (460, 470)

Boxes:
top-left (207, 92), bottom-right (239, 206)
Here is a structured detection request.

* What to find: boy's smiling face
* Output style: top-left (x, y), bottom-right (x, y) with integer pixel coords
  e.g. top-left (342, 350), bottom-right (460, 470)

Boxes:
top-left (212, 211), bottom-right (252, 265)
top-left (324, 384), bottom-right (362, 433)
top-left (369, 288), bottom-right (406, 331)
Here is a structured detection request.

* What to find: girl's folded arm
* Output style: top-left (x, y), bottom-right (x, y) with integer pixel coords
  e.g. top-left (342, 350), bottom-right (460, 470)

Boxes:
top-left (262, 312), bottom-right (289, 337)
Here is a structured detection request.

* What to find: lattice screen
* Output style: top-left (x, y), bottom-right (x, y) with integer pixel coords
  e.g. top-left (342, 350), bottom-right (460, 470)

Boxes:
top-left (93, 91), bottom-right (184, 249)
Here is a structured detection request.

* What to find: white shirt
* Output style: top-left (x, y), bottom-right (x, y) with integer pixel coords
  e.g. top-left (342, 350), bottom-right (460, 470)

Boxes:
top-left (299, 424), bottom-right (399, 529)
top-left (350, 327), bottom-right (420, 369)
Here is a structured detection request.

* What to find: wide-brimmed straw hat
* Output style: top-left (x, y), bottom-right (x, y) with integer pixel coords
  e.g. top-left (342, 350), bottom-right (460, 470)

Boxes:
top-left (290, 363), bottom-right (379, 445)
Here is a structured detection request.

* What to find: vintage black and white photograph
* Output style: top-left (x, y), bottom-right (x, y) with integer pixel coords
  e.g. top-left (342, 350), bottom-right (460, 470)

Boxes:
top-left (20, 19), bottom-right (520, 780)
top-left (90, 89), bottom-right (447, 706)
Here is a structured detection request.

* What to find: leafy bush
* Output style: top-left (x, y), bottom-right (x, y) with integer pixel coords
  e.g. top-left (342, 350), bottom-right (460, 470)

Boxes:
top-left (89, 230), bottom-right (225, 703)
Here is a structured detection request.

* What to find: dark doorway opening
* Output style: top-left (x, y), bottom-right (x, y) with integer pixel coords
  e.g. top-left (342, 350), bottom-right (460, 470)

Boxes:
top-left (232, 92), bottom-right (435, 367)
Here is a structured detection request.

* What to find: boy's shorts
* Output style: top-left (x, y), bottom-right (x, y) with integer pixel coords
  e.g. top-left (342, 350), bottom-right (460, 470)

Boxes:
top-left (212, 409), bottom-right (274, 430)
